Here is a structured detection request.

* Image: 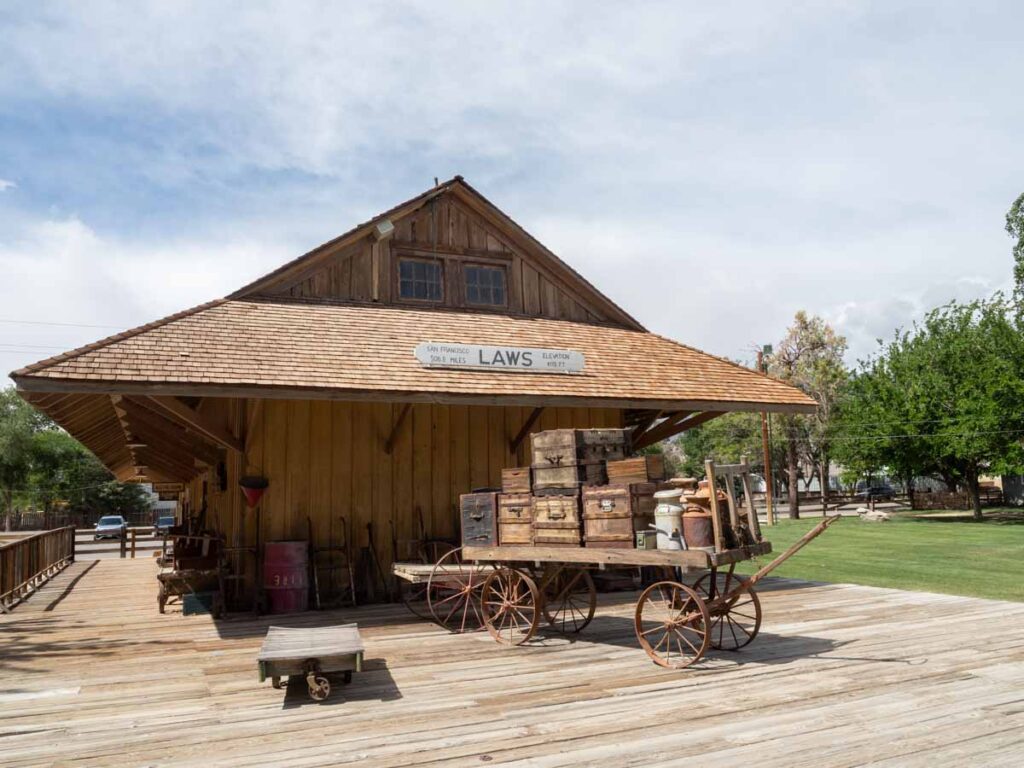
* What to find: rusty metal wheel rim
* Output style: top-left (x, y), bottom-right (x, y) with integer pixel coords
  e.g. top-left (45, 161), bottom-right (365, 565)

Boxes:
top-left (426, 547), bottom-right (487, 633)
top-left (541, 567), bottom-right (596, 634)
top-left (481, 567), bottom-right (540, 646)
top-left (694, 572), bottom-right (762, 651)
top-left (634, 580), bottom-right (710, 669)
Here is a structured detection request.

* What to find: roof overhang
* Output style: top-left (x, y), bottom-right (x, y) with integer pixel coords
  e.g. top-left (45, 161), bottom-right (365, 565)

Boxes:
top-left (14, 376), bottom-right (817, 415)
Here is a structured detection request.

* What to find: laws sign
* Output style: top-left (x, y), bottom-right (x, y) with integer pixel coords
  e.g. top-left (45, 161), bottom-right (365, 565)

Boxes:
top-left (415, 342), bottom-right (585, 374)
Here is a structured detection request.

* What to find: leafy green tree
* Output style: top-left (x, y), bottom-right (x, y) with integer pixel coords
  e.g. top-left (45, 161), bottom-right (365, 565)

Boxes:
top-left (768, 312), bottom-right (848, 518)
top-left (0, 387), bottom-right (152, 528)
top-left (834, 296), bottom-right (1024, 520)
top-left (1007, 192), bottom-right (1024, 293)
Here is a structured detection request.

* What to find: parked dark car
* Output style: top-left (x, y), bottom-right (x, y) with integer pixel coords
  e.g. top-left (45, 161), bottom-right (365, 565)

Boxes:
top-left (855, 484), bottom-right (895, 502)
top-left (94, 515), bottom-right (128, 540)
top-left (153, 515), bottom-right (176, 537)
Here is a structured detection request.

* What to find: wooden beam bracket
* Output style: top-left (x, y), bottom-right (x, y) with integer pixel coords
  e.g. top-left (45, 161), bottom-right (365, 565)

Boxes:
top-left (509, 407), bottom-right (544, 454)
top-left (146, 396), bottom-right (244, 454)
top-left (384, 403), bottom-right (413, 455)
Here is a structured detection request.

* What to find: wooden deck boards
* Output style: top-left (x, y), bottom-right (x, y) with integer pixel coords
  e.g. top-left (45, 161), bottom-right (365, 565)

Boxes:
top-left (1, 559), bottom-right (1022, 767)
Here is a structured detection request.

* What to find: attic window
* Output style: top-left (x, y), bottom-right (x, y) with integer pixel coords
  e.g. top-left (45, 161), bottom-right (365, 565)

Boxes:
top-left (465, 264), bottom-right (507, 307)
top-left (398, 258), bottom-right (443, 302)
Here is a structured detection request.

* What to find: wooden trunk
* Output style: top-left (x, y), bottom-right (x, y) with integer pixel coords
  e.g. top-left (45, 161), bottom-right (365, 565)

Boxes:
top-left (532, 493), bottom-right (581, 547)
top-left (460, 492), bottom-right (498, 547)
top-left (582, 483), bottom-right (658, 549)
top-left (501, 467), bottom-right (532, 494)
top-left (497, 493), bottom-right (534, 546)
top-left (530, 428), bottom-right (629, 490)
top-left (607, 455), bottom-right (666, 485)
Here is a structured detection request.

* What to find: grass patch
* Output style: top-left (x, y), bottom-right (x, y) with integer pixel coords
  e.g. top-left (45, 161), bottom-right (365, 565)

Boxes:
top-left (755, 508), bottom-right (1024, 602)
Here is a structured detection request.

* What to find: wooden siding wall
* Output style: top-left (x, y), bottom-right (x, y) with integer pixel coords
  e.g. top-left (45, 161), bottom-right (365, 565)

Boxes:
top-left (185, 398), bottom-right (622, 597)
top-left (262, 194), bottom-right (611, 325)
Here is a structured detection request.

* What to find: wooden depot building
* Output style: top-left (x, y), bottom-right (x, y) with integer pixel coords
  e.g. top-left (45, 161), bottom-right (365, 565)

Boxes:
top-left (11, 177), bottom-right (814, 606)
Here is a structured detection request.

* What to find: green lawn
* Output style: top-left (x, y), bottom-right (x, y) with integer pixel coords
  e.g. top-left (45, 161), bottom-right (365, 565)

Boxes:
top-left (754, 508), bottom-right (1024, 602)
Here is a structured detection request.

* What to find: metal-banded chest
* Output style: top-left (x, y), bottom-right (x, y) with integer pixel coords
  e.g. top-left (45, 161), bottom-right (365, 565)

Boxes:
top-left (460, 492), bottom-right (498, 547)
top-left (582, 483), bottom-right (658, 548)
top-left (497, 493), bottom-right (533, 545)
top-left (530, 428), bottom-right (629, 490)
top-left (532, 493), bottom-right (582, 547)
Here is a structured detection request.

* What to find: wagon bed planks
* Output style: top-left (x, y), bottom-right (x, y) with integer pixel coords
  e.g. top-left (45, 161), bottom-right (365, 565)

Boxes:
top-left (463, 541), bottom-right (772, 568)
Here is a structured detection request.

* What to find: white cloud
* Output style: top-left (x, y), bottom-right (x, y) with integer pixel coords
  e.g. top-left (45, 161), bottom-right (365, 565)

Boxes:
top-left (0, 1), bottom-right (1022, 376)
top-left (0, 179), bottom-right (15, 192)
top-left (0, 213), bottom-right (293, 378)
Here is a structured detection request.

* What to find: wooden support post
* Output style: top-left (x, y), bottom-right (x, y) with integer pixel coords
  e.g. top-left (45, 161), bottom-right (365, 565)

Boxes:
top-left (757, 350), bottom-right (775, 527)
top-left (509, 407), bottom-right (544, 454)
top-left (384, 403), bottom-right (412, 455)
top-left (130, 528), bottom-right (137, 559)
top-left (120, 535), bottom-right (127, 559)
top-left (704, 459), bottom-right (725, 553)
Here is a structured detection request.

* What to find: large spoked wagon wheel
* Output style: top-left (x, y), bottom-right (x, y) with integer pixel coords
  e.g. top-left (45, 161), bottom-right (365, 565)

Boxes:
top-left (540, 567), bottom-right (596, 634)
top-left (400, 540), bottom-right (458, 620)
top-left (481, 566), bottom-right (541, 646)
top-left (694, 571), bottom-right (762, 651)
top-left (426, 547), bottom-right (488, 633)
top-left (634, 581), bottom-right (710, 669)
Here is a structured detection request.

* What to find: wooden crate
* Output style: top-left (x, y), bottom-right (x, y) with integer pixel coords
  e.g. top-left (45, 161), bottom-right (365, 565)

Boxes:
top-left (498, 493), bottom-right (533, 546)
top-left (532, 462), bottom-right (605, 490)
top-left (532, 494), bottom-right (581, 525)
top-left (532, 493), bottom-right (581, 547)
top-left (530, 428), bottom-right (629, 490)
top-left (501, 467), bottom-right (532, 494)
top-left (460, 492), bottom-right (498, 547)
top-left (582, 484), bottom-right (658, 549)
top-left (606, 455), bottom-right (666, 485)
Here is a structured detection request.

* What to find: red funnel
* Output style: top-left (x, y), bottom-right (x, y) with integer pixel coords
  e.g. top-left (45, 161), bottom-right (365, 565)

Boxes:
top-left (240, 476), bottom-right (269, 509)
top-left (242, 486), bottom-right (266, 508)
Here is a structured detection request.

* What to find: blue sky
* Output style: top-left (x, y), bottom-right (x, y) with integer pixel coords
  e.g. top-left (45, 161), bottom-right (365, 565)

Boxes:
top-left (1, 1), bottom-right (1022, 378)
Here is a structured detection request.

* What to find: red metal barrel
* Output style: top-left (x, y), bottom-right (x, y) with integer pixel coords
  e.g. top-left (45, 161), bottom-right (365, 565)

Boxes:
top-left (263, 541), bottom-right (309, 614)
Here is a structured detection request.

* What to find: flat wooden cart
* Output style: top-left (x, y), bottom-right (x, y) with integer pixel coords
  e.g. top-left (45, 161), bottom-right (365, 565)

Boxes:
top-left (460, 516), bottom-right (839, 669)
top-left (257, 623), bottom-right (364, 701)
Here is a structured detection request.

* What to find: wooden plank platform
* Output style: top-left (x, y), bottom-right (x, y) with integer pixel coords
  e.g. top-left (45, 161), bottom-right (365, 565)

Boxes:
top-left (2, 558), bottom-right (1023, 766)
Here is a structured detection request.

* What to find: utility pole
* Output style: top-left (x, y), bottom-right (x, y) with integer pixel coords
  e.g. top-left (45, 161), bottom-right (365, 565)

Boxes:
top-left (757, 347), bottom-right (775, 526)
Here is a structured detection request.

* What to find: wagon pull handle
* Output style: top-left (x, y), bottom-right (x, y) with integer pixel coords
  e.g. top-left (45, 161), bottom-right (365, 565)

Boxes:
top-left (717, 515), bottom-right (842, 605)
top-left (549, 509), bottom-right (566, 520)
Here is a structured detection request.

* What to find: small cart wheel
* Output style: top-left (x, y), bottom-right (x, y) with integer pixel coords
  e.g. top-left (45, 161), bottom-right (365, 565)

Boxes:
top-left (308, 675), bottom-right (331, 702)
top-left (541, 567), bottom-right (596, 634)
top-left (694, 572), bottom-right (762, 651)
top-left (634, 581), bottom-right (710, 669)
top-left (271, 676), bottom-right (283, 690)
top-left (426, 547), bottom-right (488, 633)
top-left (481, 566), bottom-right (541, 646)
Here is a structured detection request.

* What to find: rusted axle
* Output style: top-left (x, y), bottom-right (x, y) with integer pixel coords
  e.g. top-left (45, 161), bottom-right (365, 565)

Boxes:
top-left (706, 515), bottom-right (841, 612)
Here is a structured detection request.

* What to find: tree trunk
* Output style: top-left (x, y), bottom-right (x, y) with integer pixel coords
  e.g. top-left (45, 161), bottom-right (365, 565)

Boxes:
top-left (786, 432), bottom-right (800, 520)
top-left (966, 465), bottom-right (983, 522)
top-left (820, 452), bottom-right (829, 515)
top-left (3, 489), bottom-right (11, 532)
top-left (904, 471), bottom-right (916, 510)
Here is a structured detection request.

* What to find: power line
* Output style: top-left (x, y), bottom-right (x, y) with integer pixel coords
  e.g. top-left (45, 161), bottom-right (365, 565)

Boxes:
top-left (0, 318), bottom-right (124, 329)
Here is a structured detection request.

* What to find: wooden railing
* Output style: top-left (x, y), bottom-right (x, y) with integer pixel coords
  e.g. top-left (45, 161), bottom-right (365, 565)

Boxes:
top-left (0, 526), bottom-right (76, 613)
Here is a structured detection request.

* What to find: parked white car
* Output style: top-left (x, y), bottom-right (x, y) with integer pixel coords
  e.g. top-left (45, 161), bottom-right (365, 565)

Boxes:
top-left (94, 515), bottom-right (128, 540)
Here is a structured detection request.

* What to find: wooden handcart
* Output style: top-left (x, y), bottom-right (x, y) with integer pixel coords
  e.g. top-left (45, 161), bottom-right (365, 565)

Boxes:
top-left (257, 623), bottom-right (364, 701)
top-left (460, 516), bottom-right (839, 669)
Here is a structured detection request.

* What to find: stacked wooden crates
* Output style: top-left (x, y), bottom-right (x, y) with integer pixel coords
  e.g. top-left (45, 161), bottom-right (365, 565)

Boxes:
top-left (460, 429), bottom-right (668, 550)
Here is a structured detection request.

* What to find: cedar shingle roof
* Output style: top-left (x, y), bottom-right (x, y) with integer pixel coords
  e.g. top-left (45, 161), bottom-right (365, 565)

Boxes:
top-left (14, 297), bottom-right (815, 412)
